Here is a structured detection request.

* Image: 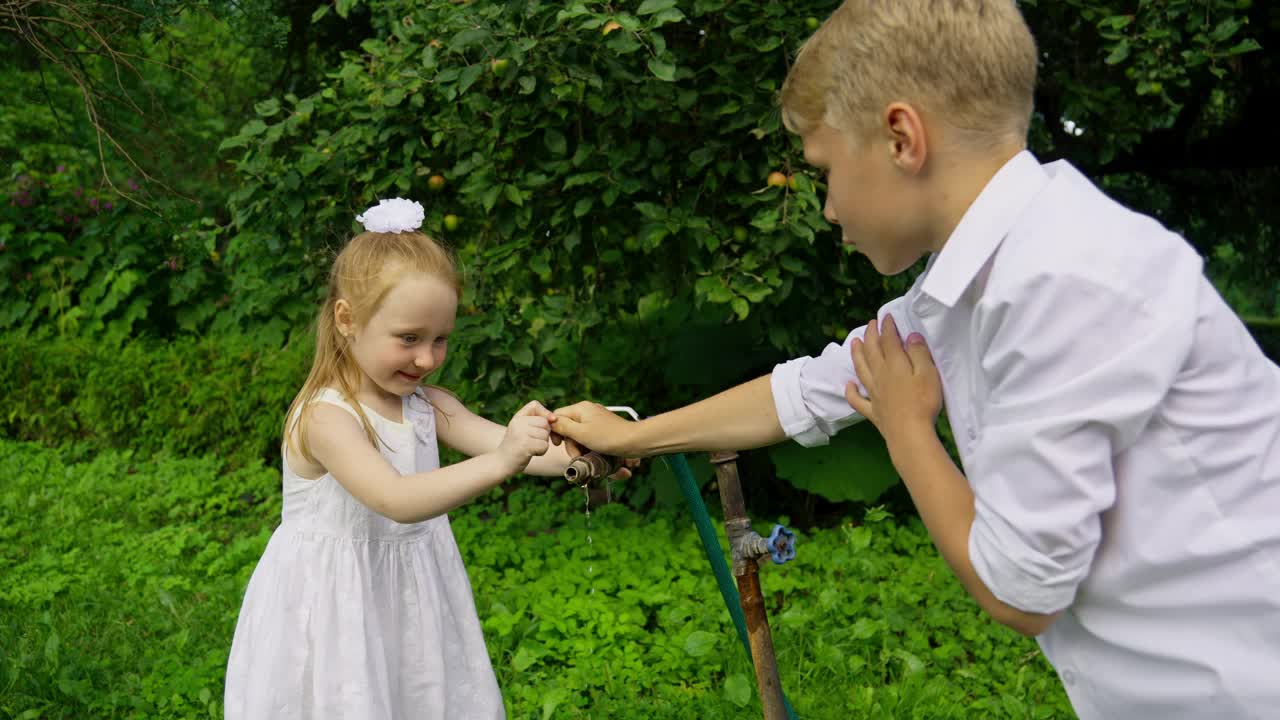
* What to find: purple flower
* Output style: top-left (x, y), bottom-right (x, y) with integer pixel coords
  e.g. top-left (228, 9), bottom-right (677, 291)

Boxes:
top-left (56, 165), bottom-right (66, 173)
top-left (74, 188), bottom-right (82, 197)
top-left (88, 197), bottom-right (99, 210)
top-left (104, 202), bottom-right (114, 210)
top-left (126, 179), bottom-right (139, 191)
top-left (166, 257), bottom-right (179, 271)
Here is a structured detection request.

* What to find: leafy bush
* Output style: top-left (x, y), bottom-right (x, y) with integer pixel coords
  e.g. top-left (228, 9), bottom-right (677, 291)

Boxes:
top-left (0, 333), bottom-right (306, 471)
top-left (0, 329), bottom-right (913, 510)
top-left (0, 440), bottom-right (1073, 719)
top-left (216, 0), bottom-right (891, 401)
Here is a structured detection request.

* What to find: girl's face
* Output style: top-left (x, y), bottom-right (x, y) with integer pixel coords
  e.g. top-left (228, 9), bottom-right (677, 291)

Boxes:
top-left (339, 272), bottom-right (458, 402)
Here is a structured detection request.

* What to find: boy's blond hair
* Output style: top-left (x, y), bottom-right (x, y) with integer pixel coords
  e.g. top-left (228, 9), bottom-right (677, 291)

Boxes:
top-left (781, 0), bottom-right (1038, 148)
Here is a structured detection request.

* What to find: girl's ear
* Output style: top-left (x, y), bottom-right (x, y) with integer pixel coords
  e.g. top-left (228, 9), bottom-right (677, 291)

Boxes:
top-left (334, 299), bottom-right (356, 338)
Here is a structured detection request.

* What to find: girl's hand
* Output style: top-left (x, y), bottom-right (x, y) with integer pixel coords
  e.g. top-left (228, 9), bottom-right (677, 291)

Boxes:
top-left (844, 315), bottom-right (943, 454)
top-left (497, 401), bottom-right (554, 474)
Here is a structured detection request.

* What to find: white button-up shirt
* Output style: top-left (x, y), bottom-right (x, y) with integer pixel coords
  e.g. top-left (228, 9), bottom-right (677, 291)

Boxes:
top-left (771, 151), bottom-right (1280, 719)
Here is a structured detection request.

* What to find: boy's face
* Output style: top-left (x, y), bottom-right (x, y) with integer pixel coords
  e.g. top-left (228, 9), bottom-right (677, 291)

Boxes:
top-left (803, 122), bottom-right (933, 276)
top-left (340, 272), bottom-right (457, 402)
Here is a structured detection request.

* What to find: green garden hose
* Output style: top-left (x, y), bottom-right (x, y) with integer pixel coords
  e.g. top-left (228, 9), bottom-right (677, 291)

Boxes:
top-left (668, 453), bottom-right (799, 719)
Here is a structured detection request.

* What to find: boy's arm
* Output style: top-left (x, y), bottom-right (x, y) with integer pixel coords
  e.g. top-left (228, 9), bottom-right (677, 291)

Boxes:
top-left (889, 428), bottom-right (1061, 636)
top-left (552, 375), bottom-right (784, 457)
top-left (870, 263), bottom-right (1197, 635)
top-left (847, 316), bottom-right (1060, 636)
top-left (958, 271), bottom-right (1194, 625)
top-left (551, 295), bottom-right (914, 457)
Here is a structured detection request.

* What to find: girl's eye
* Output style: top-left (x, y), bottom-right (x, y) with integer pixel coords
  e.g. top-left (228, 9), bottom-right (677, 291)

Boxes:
top-left (401, 335), bottom-right (419, 344)
top-left (434, 337), bottom-right (448, 346)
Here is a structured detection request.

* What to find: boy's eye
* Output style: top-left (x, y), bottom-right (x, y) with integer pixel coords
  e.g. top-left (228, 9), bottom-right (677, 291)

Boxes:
top-left (401, 335), bottom-right (419, 344)
top-left (434, 337), bottom-right (448, 345)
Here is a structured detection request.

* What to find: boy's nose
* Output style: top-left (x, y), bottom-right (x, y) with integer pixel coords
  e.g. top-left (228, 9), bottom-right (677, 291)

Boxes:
top-left (414, 353), bottom-right (435, 370)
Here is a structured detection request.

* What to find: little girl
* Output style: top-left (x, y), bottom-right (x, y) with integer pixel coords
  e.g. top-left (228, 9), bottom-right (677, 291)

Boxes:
top-left (224, 198), bottom-right (617, 718)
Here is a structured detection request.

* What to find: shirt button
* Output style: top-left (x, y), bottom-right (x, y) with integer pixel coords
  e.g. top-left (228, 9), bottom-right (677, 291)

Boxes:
top-left (967, 427), bottom-right (977, 441)
top-left (1062, 669), bottom-right (1076, 686)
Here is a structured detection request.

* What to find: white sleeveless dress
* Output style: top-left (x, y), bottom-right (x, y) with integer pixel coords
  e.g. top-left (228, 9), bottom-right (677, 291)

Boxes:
top-left (224, 388), bottom-right (504, 719)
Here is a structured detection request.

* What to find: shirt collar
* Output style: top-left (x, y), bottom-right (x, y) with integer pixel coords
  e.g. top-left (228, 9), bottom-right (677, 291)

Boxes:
top-left (919, 150), bottom-right (1050, 307)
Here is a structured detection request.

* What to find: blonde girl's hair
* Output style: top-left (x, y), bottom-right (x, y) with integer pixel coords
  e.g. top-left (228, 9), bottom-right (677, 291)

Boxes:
top-left (284, 230), bottom-right (462, 466)
top-left (781, 0), bottom-right (1038, 149)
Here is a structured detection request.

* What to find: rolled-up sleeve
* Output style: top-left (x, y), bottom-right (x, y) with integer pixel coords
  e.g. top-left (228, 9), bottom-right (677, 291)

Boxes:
top-left (770, 296), bottom-right (911, 447)
top-left (967, 267), bottom-right (1197, 613)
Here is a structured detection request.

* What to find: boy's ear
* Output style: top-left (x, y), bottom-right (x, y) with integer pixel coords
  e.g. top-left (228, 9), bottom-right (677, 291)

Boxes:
top-left (883, 101), bottom-right (927, 175)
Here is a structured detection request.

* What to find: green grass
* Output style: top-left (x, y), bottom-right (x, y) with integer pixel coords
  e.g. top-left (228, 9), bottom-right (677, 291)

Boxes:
top-left (0, 440), bottom-right (1074, 719)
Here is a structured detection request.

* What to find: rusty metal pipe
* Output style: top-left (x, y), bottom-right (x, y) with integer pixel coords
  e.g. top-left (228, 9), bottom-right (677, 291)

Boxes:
top-left (564, 451), bottom-right (620, 485)
top-left (710, 451), bottom-right (787, 720)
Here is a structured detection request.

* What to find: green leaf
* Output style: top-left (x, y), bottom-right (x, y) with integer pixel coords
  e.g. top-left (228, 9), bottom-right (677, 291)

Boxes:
top-left (512, 642), bottom-right (544, 671)
top-left (647, 58), bottom-right (677, 82)
top-left (511, 346), bottom-right (534, 366)
top-left (724, 673), bottom-right (753, 707)
top-left (1104, 40), bottom-right (1129, 65)
top-left (335, 0), bottom-right (357, 19)
top-left (540, 689), bottom-right (565, 720)
top-left (554, 3), bottom-right (591, 23)
top-left (1209, 17), bottom-right (1245, 43)
top-left (636, 291), bottom-right (667, 320)
top-left (254, 99), bottom-right (280, 117)
top-left (755, 36), bottom-right (783, 53)
top-left (458, 65), bottom-right (484, 95)
top-left (695, 276), bottom-right (733, 304)
top-left (240, 119), bottom-right (267, 137)
top-left (504, 184), bottom-right (524, 207)
top-left (768, 421), bottom-right (900, 503)
top-left (683, 630), bottom-right (718, 657)
top-left (450, 28), bottom-right (489, 52)
top-left (637, 0), bottom-right (678, 15)
top-left (544, 128), bottom-right (567, 155)
top-left (1224, 38), bottom-right (1262, 56)
top-left (649, 8), bottom-right (686, 27)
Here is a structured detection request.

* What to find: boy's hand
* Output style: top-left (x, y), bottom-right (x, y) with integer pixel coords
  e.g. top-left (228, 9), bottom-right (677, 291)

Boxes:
top-left (497, 400), bottom-right (554, 474)
top-left (549, 402), bottom-right (636, 457)
top-left (550, 402), bottom-right (643, 480)
top-left (844, 315), bottom-right (943, 453)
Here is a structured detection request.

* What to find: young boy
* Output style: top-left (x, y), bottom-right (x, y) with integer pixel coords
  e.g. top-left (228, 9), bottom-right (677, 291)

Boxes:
top-left (550, 2), bottom-right (1280, 718)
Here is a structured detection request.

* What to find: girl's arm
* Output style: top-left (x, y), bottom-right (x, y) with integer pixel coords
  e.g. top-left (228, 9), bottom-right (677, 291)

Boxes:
top-left (425, 387), bottom-right (573, 477)
top-left (304, 399), bottom-right (549, 523)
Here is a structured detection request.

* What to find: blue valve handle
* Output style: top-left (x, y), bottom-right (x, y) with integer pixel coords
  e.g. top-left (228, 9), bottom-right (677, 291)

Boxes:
top-left (767, 524), bottom-right (796, 564)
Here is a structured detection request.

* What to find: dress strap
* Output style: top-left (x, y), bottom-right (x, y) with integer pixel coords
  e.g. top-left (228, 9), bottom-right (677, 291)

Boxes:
top-left (311, 388), bottom-right (362, 422)
top-left (404, 388), bottom-right (437, 445)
